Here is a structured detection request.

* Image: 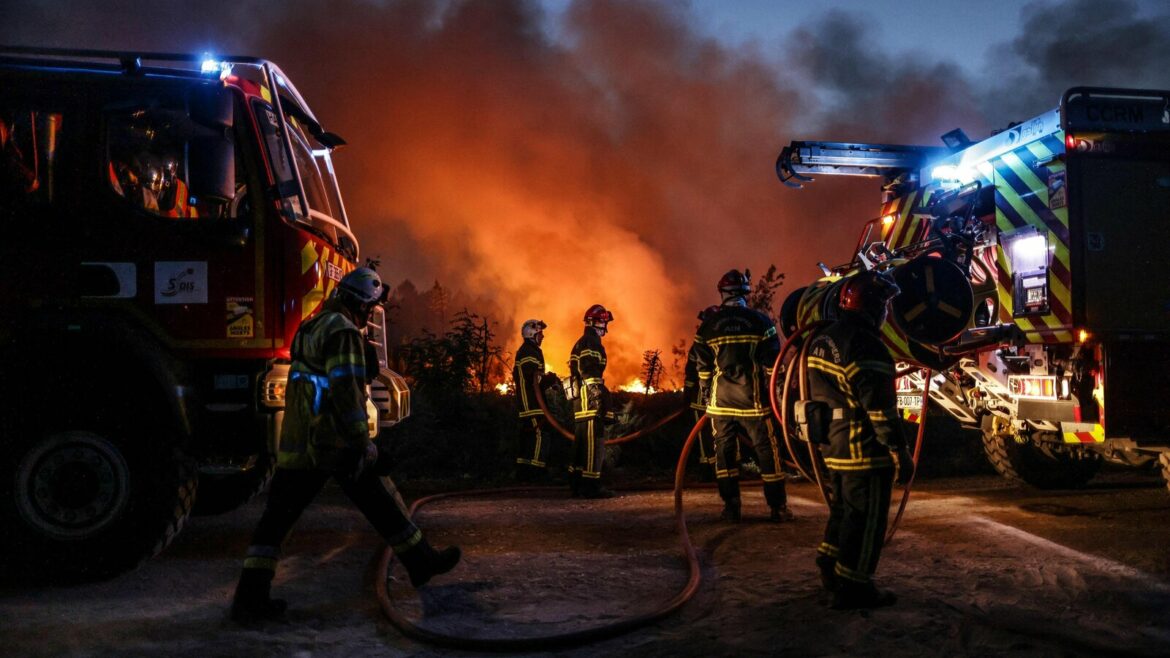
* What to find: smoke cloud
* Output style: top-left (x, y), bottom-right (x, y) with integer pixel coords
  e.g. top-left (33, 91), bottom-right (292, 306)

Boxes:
top-left (5, 0), bottom-right (1169, 382)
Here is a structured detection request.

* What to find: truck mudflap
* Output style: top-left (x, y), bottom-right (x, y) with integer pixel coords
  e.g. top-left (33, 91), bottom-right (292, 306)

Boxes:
top-left (1060, 422), bottom-right (1105, 444)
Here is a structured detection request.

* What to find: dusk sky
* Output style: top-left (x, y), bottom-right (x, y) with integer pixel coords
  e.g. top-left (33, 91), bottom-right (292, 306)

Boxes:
top-left (5, 0), bottom-right (1169, 380)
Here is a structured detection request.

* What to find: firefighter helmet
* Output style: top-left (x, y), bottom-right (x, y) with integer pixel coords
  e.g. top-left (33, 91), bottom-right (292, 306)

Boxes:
top-left (521, 319), bottom-right (547, 343)
top-left (839, 270), bottom-right (901, 327)
top-left (717, 269), bottom-right (751, 301)
top-left (583, 304), bottom-right (614, 331)
top-left (336, 267), bottom-right (386, 306)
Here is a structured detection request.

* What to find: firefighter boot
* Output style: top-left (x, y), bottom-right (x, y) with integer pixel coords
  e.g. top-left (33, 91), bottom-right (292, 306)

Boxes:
top-left (815, 555), bottom-right (839, 592)
top-left (230, 568), bottom-right (288, 625)
top-left (769, 505), bottom-right (795, 522)
top-left (397, 540), bottom-right (462, 588)
top-left (717, 478), bottom-right (741, 522)
top-left (720, 497), bottom-right (742, 523)
top-left (569, 471), bottom-right (582, 497)
top-left (578, 478), bottom-right (617, 499)
top-left (831, 580), bottom-right (897, 610)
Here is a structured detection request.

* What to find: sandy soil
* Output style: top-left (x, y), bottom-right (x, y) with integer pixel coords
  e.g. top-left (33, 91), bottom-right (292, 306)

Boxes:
top-left (2, 475), bottom-right (1169, 657)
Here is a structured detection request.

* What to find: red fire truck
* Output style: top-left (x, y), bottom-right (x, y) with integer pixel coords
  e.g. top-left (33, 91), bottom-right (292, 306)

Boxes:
top-left (0, 47), bottom-right (409, 581)
top-left (776, 87), bottom-right (1170, 493)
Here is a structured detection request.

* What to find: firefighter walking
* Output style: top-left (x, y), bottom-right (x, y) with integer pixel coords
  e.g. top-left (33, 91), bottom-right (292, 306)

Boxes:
top-left (568, 304), bottom-right (616, 499)
top-left (689, 270), bottom-right (793, 522)
top-left (806, 270), bottom-right (914, 609)
top-left (513, 318), bottom-right (556, 481)
top-left (230, 267), bottom-right (460, 624)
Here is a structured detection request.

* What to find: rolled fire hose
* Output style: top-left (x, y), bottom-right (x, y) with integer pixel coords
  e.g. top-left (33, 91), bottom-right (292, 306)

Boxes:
top-left (375, 413), bottom-right (711, 651)
top-left (532, 372), bottom-right (685, 445)
top-left (769, 322), bottom-right (830, 495)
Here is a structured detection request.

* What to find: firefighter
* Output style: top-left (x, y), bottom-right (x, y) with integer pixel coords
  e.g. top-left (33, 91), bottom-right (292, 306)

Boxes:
top-left (689, 270), bottom-right (792, 522)
top-left (513, 318), bottom-right (556, 481)
top-left (806, 270), bottom-right (914, 609)
top-left (568, 304), bottom-right (616, 498)
top-left (230, 266), bottom-right (461, 624)
top-left (684, 306), bottom-right (721, 481)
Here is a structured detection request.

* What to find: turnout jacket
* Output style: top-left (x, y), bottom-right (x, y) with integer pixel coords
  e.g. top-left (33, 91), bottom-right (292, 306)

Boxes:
top-left (806, 312), bottom-right (908, 471)
top-left (569, 327), bottom-right (610, 421)
top-left (688, 304), bottom-right (780, 418)
top-left (278, 298), bottom-right (371, 471)
top-left (513, 338), bottom-right (546, 418)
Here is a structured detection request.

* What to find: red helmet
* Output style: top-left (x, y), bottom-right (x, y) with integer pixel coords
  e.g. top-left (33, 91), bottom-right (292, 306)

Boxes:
top-left (583, 304), bottom-right (614, 326)
top-left (839, 270), bottom-right (901, 326)
top-left (717, 269), bottom-right (751, 300)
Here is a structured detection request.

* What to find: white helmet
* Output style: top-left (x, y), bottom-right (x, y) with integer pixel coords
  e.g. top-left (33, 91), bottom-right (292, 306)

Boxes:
top-left (336, 267), bottom-right (386, 305)
top-left (521, 319), bottom-right (547, 343)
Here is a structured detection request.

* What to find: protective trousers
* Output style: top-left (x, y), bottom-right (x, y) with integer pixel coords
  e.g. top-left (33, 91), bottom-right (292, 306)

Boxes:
top-left (516, 416), bottom-right (550, 478)
top-left (712, 415), bottom-right (787, 509)
top-left (818, 467), bottom-right (894, 585)
top-left (242, 466), bottom-right (422, 580)
top-left (693, 409), bottom-right (717, 476)
top-left (570, 416), bottom-right (605, 492)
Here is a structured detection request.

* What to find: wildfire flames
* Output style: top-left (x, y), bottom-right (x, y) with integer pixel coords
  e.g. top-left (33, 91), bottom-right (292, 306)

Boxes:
top-left (25, 0), bottom-right (1143, 382)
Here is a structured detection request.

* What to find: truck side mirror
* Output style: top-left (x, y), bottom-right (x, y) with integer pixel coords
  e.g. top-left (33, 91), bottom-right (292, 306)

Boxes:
top-left (188, 134), bottom-right (236, 202)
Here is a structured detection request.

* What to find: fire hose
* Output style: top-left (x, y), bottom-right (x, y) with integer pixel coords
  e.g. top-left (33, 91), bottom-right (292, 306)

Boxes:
top-left (531, 373), bottom-right (685, 445)
top-left (374, 413), bottom-right (712, 651)
top-left (768, 323), bottom-right (928, 543)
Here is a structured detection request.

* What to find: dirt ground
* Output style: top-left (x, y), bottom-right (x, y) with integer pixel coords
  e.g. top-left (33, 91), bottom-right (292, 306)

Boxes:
top-left (2, 472), bottom-right (1170, 657)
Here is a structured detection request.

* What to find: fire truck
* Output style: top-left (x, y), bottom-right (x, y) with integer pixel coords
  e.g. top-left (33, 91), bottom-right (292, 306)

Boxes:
top-left (776, 87), bottom-right (1170, 492)
top-left (0, 47), bottom-right (410, 581)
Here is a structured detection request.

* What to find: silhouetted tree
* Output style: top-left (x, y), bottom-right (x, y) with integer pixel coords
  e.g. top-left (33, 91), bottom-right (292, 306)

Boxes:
top-left (640, 349), bottom-right (663, 395)
top-left (747, 264), bottom-right (785, 325)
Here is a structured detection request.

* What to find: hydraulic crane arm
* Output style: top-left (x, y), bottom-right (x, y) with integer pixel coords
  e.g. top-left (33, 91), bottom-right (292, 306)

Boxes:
top-left (776, 141), bottom-right (948, 188)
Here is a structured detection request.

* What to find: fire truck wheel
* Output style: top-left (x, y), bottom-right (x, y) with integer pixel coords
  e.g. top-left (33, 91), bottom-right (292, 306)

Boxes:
top-left (191, 447), bottom-right (276, 516)
top-left (980, 416), bottom-right (1100, 490)
top-left (1, 430), bottom-right (197, 584)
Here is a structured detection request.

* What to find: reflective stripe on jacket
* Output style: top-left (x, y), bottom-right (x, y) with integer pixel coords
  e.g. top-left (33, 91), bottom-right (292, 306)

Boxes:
top-left (278, 298), bottom-right (370, 471)
top-left (688, 304), bottom-right (780, 418)
top-left (569, 327), bottom-right (609, 420)
top-left (806, 312), bottom-right (907, 471)
top-left (513, 339), bottom-right (546, 418)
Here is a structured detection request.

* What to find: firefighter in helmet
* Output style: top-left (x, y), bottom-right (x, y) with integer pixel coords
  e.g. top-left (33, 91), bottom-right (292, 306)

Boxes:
top-left (806, 269), bottom-right (913, 609)
top-left (568, 304), bottom-right (616, 498)
top-left (684, 305), bottom-right (721, 481)
top-left (689, 269), bottom-right (792, 522)
top-left (513, 318), bottom-right (558, 481)
top-left (231, 266), bottom-right (461, 624)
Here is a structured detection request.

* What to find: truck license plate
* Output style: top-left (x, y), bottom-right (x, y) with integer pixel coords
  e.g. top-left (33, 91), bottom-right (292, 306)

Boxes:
top-left (897, 394), bottom-right (923, 410)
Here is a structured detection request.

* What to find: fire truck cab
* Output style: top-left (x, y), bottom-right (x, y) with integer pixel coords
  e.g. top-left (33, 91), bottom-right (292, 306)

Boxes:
top-left (777, 87), bottom-right (1170, 492)
top-left (0, 47), bottom-right (409, 581)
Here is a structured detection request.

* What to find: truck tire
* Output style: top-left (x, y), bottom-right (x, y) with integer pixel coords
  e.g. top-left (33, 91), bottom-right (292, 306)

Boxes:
top-left (192, 448), bottom-right (276, 516)
top-left (2, 429), bottom-right (197, 583)
top-left (981, 415), bottom-right (1100, 489)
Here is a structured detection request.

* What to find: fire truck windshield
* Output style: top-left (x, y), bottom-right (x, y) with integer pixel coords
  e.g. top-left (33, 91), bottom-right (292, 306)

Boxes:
top-left (254, 98), bottom-right (355, 259)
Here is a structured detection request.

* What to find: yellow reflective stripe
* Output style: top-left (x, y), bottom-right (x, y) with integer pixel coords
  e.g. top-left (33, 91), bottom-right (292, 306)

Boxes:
top-left (243, 556), bottom-right (277, 571)
top-left (823, 455), bottom-right (894, 470)
top-left (582, 377), bottom-right (603, 385)
top-left (390, 529), bottom-right (423, 554)
top-left (697, 371), bottom-right (713, 380)
top-left (818, 542), bottom-right (839, 558)
top-left (704, 405), bottom-right (770, 418)
top-left (807, 356), bottom-right (847, 376)
top-left (707, 335), bottom-right (768, 347)
top-left (516, 357), bottom-right (542, 367)
top-left (518, 409), bottom-right (544, 418)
